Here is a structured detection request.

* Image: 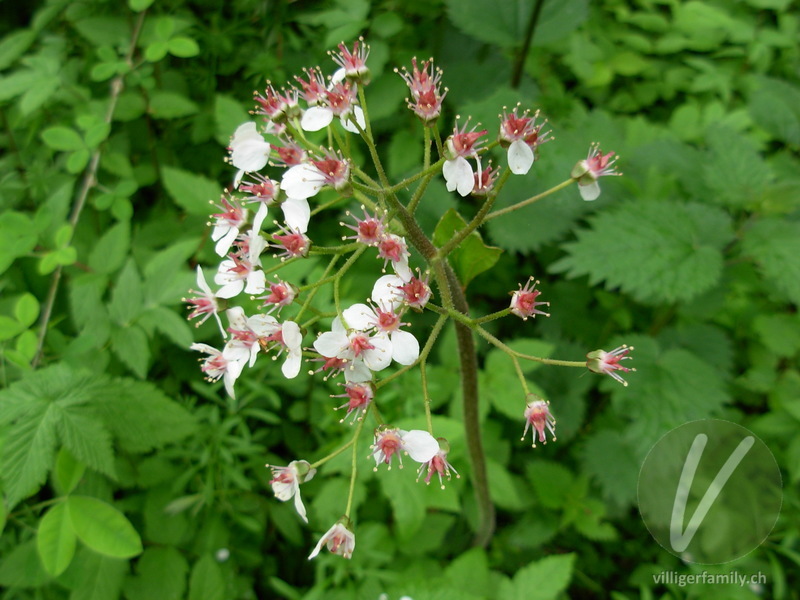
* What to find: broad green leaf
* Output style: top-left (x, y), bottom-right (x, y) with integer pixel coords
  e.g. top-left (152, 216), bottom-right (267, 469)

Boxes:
top-left (67, 149), bottom-right (91, 173)
top-left (188, 555), bottom-right (226, 600)
top-left (581, 430), bottom-right (640, 508)
top-left (444, 548), bottom-right (490, 599)
top-left (487, 459), bottom-right (533, 511)
top-left (15, 293), bottom-right (40, 327)
top-left (41, 126), bottom-right (85, 151)
top-left (72, 16), bottom-right (130, 47)
top-left (15, 330), bottom-right (38, 363)
top-left (214, 94), bottom-right (250, 145)
top-left (54, 405), bottom-right (116, 478)
top-left (0, 211), bottom-right (38, 274)
top-left (0, 29), bottom-right (35, 70)
top-left (54, 447), bottom-right (86, 495)
top-left (0, 315), bottom-right (24, 341)
top-left (433, 208), bottom-right (503, 288)
top-left (168, 36), bottom-right (200, 58)
top-left (84, 122), bottom-right (111, 149)
top-left (551, 201), bottom-right (734, 304)
top-left (379, 467), bottom-right (426, 540)
top-left (703, 127), bottom-right (773, 208)
top-left (499, 553), bottom-right (575, 600)
top-left (749, 77), bottom-right (800, 146)
top-left (37, 502), bottom-right (77, 576)
top-left (526, 460), bottom-right (576, 510)
top-left (140, 306), bottom-right (194, 348)
top-left (109, 259), bottom-right (144, 325)
top-left (67, 496), bottom-right (143, 558)
top-left (110, 325), bottom-right (150, 378)
top-left (145, 41), bottom-right (169, 62)
top-left (65, 549), bottom-right (127, 600)
top-left (143, 239), bottom-right (197, 305)
top-left (161, 166), bottom-right (221, 215)
top-left (148, 91), bottom-right (199, 119)
top-left (129, 0), bottom-right (155, 11)
top-left (88, 221), bottom-right (130, 275)
top-left (753, 314), bottom-right (800, 357)
top-left (740, 218), bottom-right (800, 304)
top-left (124, 547), bottom-right (188, 600)
top-left (0, 540), bottom-right (49, 587)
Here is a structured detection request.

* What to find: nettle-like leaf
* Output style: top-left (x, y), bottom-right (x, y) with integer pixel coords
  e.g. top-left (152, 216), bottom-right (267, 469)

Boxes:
top-left (498, 553), bottom-right (575, 600)
top-left (740, 218), bottom-right (800, 305)
top-left (550, 200), bottom-right (734, 304)
top-left (580, 429), bottom-right (640, 509)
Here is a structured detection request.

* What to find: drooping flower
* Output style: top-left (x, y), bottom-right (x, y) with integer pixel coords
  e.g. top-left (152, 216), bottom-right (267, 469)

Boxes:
top-left (371, 427), bottom-right (439, 470)
top-left (332, 381), bottom-right (374, 423)
top-left (190, 342), bottom-right (249, 398)
top-left (571, 143), bottom-right (621, 201)
top-left (472, 162), bottom-right (499, 196)
top-left (266, 460), bottom-right (316, 523)
top-left (510, 277), bottom-right (550, 320)
top-left (498, 106), bottom-right (552, 175)
top-left (376, 234), bottom-right (412, 281)
top-left (416, 438), bottom-right (459, 489)
top-left (295, 67), bottom-right (328, 106)
top-left (184, 266), bottom-right (225, 337)
top-left (586, 345), bottom-right (635, 386)
top-left (443, 118), bottom-right (487, 196)
top-left (308, 518), bottom-right (356, 560)
top-left (521, 397), bottom-right (556, 447)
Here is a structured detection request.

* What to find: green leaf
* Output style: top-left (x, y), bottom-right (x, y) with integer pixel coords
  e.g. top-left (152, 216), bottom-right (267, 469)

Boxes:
top-left (128, 0), bottom-right (155, 11)
top-left (0, 540), bottom-right (49, 587)
top-left (15, 293), bottom-right (40, 327)
top-left (54, 405), bottom-right (116, 478)
top-left (72, 16), bottom-right (130, 47)
top-left (143, 239), bottom-right (197, 304)
top-left (84, 122), bottom-right (111, 149)
top-left (0, 29), bottom-right (35, 70)
top-left (144, 41), bottom-right (169, 62)
top-left (433, 208), bottom-right (503, 288)
top-left (444, 548), bottom-right (490, 599)
top-left (67, 149), bottom-right (91, 173)
top-left (91, 379), bottom-right (196, 452)
top-left (41, 126), bottom-right (85, 151)
top-left (740, 219), bottom-right (800, 304)
top-left (161, 166), bottom-right (221, 215)
top-left (551, 201), bottom-right (734, 304)
top-left (487, 459), bottom-right (533, 511)
top-left (67, 496), bottom-right (143, 559)
top-left (749, 76), bottom-right (800, 146)
top-left (753, 314), bottom-right (800, 357)
top-left (37, 502), bottom-right (77, 576)
top-left (66, 549), bottom-right (127, 600)
top-left (0, 315), bottom-right (24, 341)
top-left (526, 460), bottom-right (576, 509)
top-left (54, 447), bottom-right (86, 495)
top-left (499, 553), bottom-right (575, 600)
top-left (379, 467), bottom-right (426, 539)
top-left (702, 127), bottom-right (773, 208)
top-left (88, 221), bottom-right (130, 275)
top-left (214, 94), bottom-right (250, 145)
top-left (188, 555), bottom-right (226, 600)
top-left (141, 306), bottom-right (194, 348)
top-left (124, 547), bottom-right (188, 600)
top-left (168, 36), bottom-right (200, 58)
top-left (109, 259), bottom-right (144, 325)
top-left (0, 211), bottom-right (38, 274)
top-left (581, 430), bottom-right (640, 507)
top-left (110, 325), bottom-right (150, 378)
top-left (148, 91), bottom-right (199, 119)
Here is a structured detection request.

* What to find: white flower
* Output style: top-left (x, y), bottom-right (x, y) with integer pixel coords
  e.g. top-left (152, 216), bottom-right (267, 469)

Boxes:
top-left (507, 139), bottom-right (534, 175)
top-left (190, 342), bottom-right (248, 398)
top-left (226, 308), bottom-right (302, 378)
top-left (342, 301), bottom-right (419, 366)
top-left (229, 122), bottom-right (271, 186)
top-left (371, 428), bottom-right (439, 469)
top-left (267, 460), bottom-right (316, 523)
top-left (442, 156), bottom-right (475, 196)
top-left (300, 104), bottom-right (366, 134)
top-left (214, 256), bottom-right (266, 299)
top-left (211, 197), bottom-right (247, 257)
top-left (308, 521), bottom-right (355, 560)
top-left (371, 274), bottom-right (405, 310)
top-left (184, 266), bottom-right (226, 337)
top-left (313, 317), bottom-right (392, 374)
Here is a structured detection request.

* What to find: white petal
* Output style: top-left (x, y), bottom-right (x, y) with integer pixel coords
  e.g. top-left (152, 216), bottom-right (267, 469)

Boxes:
top-left (402, 430), bottom-right (439, 463)
top-left (442, 158), bottom-right (461, 193)
top-left (331, 68), bottom-right (347, 84)
top-left (340, 106), bottom-right (366, 134)
top-left (301, 106), bottom-right (334, 132)
top-left (343, 359), bottom-right (372, 383)
top-left (579, 181), bottom-right (601, 201)
top-left (244, 270), bottom-right (266, 294)
top-left (215, 279), bottom-right (244, 299)
top-left (308, 523), bottom-right (338, 560)
top-left (331, 317), bottom-right (346, 334)
top-left (456, 163), bottom-right (475, 196)
top-left (392, 255), bottom-right (413, 282)
top-left (443, 156), bottom-right (474, 196)
top-left (371, 275), bottom-right (404, 310)
top-left (214, 227), bottom-right (239, 257)
top-left (342, 303), bottom-right (375, 331)
top-left (226, 306), bottom-right (247, 331)
top-left (281, 164), bottom-right (323, 200)
top-left (390, 330), bottom-right (419, 365)
top-left (247, 314), bottom-right (279, 336)
top-left (313, 331), bottom-right (349, 358)
top-left (231, 122), bottom-right (261, 144)
top-left (282, 321), bottom-right (302, 350)
top-left (363, 336), bottom-right (392, 371)
top-left (196, 266), bottom-right (213, 295)
top-left (253, 203), bottom-right (269, 232)
top-left (293, 489), bottom-right (309, 523)
top-left (190, 343), bottom-right (218, 355)
top-left (281, 197), bottom-right (311, 233)
top-left (508, 140), bottom-right (534, 175)
top-left (282, 352), bottom-right (302, 379)
top-left (231, 138), bottom-right (270, 172)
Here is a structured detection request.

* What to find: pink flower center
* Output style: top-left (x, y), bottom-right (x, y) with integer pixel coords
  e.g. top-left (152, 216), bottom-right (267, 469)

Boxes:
top-left (349, 334), bottom-right (374, 357)
top-left (377, 432), bottom-right (403, 463)
top-left (376, 309), bottom-right (400, 332)
top-left (378, 237), bottom-right (405, 262)
top-left (274, 233), bottom-right (307, 257)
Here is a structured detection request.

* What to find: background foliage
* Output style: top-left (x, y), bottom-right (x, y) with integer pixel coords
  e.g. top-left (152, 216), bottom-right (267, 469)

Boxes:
top-left (1, 0), bottom-right (799, 598)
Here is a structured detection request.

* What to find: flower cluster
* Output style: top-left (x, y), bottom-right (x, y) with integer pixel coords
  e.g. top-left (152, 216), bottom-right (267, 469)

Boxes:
top-left (186, 38), bottom-right (632, 561)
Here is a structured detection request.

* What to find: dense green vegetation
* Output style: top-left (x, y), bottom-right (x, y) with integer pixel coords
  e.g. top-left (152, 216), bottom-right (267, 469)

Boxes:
top-left (1, 0), bottom-right (799, 598)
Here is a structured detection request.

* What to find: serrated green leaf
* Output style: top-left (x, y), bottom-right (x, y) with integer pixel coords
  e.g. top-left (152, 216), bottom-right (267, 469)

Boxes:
top-left (141, 306), bottom-right (194, 348)
top-left (444, 548), bottom-right (490, 598)
top-left (15, 293), bottom-right (40, 328)
top-left (111, 325), bottom-right (150, 378)
top-left (379, 467), bottom-right (426, 539)
top-left (67, 496), bottom-right (142, 558)
top-left (749, 76), bottom-right (800, 146)
top-left (109, 259), bottom-right (144, 325)
top-left (88, 221), bottom-right (130, 275)
top-left (161, 166), bottom-right (221, 215)
top-left (551, 201), bottom-right (734, 304)
top-left (125, 547), bottom-right (188, 600)
top-left (54, 447), bottom-right (86, 495)
top-left (148, 91), bottom-right (198, 119)
top-left (487, 459), bottom-right (533, 511)
top-left (91, 379), bottom-right (196, 452)
top-left (143, 239), bottom-right (197, 304)
top-left (753, 314), bottom-right (800, 357)
top-left (188, 555), bottom-right (226, 600)
top-left (168, 36), bottom-right (200, 58)
top-left (55, 405), bottom-right (116, 478)
top-left (0, 211), bottom-right (38, 274)
top-left (740, 218), bottom-right (800, 304)
top-left (526, 460), bottom-right (576, 509)
top-left (500, 553), bottom-right (575, 600)
top-left (37, 502), bottom-right (77, 576)
top-left (581, 430), bottom-right (640, 507)
top-left (703, 127), bottom-right (773, 208)
top-left (42, 126), bottom-right (85, 151)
